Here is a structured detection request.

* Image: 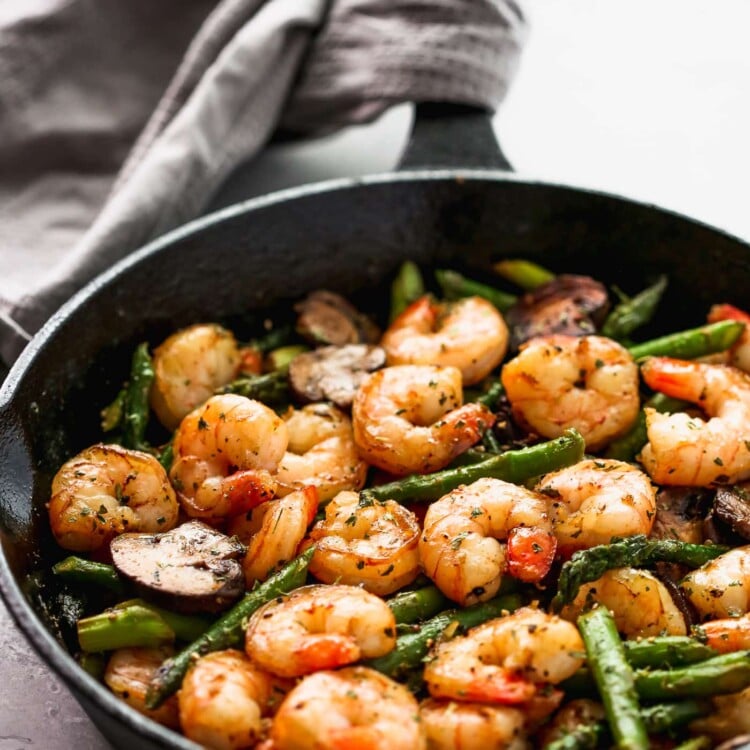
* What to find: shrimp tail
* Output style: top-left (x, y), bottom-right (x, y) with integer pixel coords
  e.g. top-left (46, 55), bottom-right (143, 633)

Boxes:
top-left (329, 726), bottom-right (384, 750)
top-left (462, 673), bottom-right (537, 705)
top-left (222, 469), bottom-right (277, 516)
top-left (293, 634), bottom-right (361, 673)
top-left (640, 357), bottom-right (707, 403)
top-left (506, 526), bottom-right (557, 583)
top-left (391, 295), bottom-right (436, 331)
top-left (438, 403), bottom-right (496, 457)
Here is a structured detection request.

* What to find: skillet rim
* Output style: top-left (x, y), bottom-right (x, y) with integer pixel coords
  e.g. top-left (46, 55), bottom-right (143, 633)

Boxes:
top-left (1, 166), bottom-right (750, 748)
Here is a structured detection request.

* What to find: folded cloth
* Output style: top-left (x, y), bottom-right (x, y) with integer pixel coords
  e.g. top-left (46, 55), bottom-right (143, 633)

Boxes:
top-left (0, 0), bottom-right (528, 367)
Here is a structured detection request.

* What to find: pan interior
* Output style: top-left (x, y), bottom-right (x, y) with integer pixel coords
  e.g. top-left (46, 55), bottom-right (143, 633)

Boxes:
top-left (1, 171), bottom-right (748, 744)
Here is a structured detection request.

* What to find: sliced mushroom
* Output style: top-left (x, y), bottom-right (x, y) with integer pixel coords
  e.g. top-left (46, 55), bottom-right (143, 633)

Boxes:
top-left (713, 484), bottom-right (750, 540)
top-left (651, 486), bottom-right (713, 584)
top-left (295, 290), bottom-right (381, 346)
top-left (504, 274), bottom-right (610, 351)
top-left (651, 486), bottom-right (712, 544)
top-left (110, 520), bottom-right (246, 614)
top-left (288, 344), bottom-right (386, 408)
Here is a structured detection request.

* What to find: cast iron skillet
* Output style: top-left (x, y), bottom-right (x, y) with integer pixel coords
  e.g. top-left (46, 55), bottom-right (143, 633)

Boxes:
top-left (2, 105), bottom-right (750, 749)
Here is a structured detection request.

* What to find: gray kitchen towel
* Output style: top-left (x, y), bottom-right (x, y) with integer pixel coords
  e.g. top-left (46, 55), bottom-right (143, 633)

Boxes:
top-left (0, 0), bottom-right (528, 367)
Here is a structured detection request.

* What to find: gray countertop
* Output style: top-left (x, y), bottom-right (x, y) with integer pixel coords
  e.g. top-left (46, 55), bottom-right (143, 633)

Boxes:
top-left (2, 0), bottom-right (750, 747)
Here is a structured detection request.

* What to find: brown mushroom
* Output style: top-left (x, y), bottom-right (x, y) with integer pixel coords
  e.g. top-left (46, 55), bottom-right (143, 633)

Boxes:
top-left (288, 343), bottom-right (386, 408)
top-left (110, 520), bottom-right (246, 614)
top-left (295, 290), bottom-right (381, 346)
top-left (713, 484), bottom-right (750, 541)
top-left (504, 274), bottom-right (610, 351)
top-left (651, 486), bottom-right (712, 544)
top-left (650, 486), bottom-right (713, 585)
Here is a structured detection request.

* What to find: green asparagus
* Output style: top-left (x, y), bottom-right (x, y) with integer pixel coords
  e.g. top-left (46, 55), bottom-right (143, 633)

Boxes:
top-left (366, 593), bottom-right (521, 680)
top-left (435, 269), bottom-right (517, 311)
top-left (627, 320), bottom-right (744, 361)
top-left (145, 547), bottom-right (314, 709)
top-left (52, 556), bottom-right (126, 596)
top-left (390, 260), bottom-right (425, 322)
top-left (386, 585), bottom-right (449, 625)
top-left (360, 429), bottom-right (585, 505)
top-left (100, 342), bottom-right (155, 450)
top-left (551, 536), bottom-right (729, 611)
top-left (493, 258), bottom-right (556, 291)
top-left (600, 275), bottom-right (668, 340)
top-left (216, 370), bottom-right (289, 404)
top-left (578, 606), bottom-right (649, 750)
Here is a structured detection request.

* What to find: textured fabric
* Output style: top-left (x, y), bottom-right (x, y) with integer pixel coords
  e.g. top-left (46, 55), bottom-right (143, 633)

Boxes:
top-left (0, 0), bottom-right (527, 366)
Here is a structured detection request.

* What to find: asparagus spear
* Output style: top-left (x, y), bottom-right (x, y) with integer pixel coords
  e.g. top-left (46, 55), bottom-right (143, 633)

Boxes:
top-left (265, 344), bottom-right (308, 373)
top-left (600, 275), bottom-right (668, 341)
top-left (52, 556), bottom-right (126, 596)
top-left (100, 342), bottom-right (155, 450)
top-left (216, 370), bottom-right (289, 403)
top-left (386, 585), bottom-right (449, 625)
top-left (562, 635), bottom-right (721, 697)
top-left (492, 258), bottom-right (556, 291)
top-left (77, 599), bottom-right (210, 652)
top-left (671, 738), bottom-right (712, 750)
top-left (578, 607), bottom-right (649, 750)
top-left (360, 429), bottom-right (585, 505)
top-left (551, 536), bottom-right (729, 611)
top-left (145, 547), bottom-right (314, 709)
top-left (544, 700), bottom-right (711, 750)
top-left (545, 723), bottom-right (605, 750)
top-left (475, 380), bottom-right (505, 411)
top-left (390, 260), bottom-right (425, 322)
top-left (627, 320), bottom-right (744, 361)
top-left (248, 324), bottom-right (295, 353)
top-left (634, 650), bottom-right (750, 701)
top-left (435, 269), bottom-right (518, 311)
top-left (114, 599), bottom-right (210, 643)
top-left (640, 699), bottom-right (712, 734)
top-left (366, 593), bottom-right (521, 680)
top-left (78, 603), bottom-right (174, 652)
top-left (623, 636), bottom-right (718, 670)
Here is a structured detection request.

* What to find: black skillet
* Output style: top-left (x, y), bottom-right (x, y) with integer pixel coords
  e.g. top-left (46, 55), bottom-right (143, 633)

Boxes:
top-left (2, 104), bottom-right (750, 749)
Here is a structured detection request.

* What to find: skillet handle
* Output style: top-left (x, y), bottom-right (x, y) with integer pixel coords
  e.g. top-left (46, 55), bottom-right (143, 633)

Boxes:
top-left (397, 102), bottom-right (512, 172)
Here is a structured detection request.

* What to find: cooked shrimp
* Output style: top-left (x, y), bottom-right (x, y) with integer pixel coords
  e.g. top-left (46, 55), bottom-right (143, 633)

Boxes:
top-left (690, 685), bottom-right (750, 744)
top-left (150, 323), bottom-right (243, 430)
top-left (352, 364), bottom-right (494, 476)
top-left (680, 545), bottom-right (750, 620)
top-left (638, 357), bottom-right (750, 486)
top-left (228, 486), bottom-right (319, 587)
top-left (47, 444), bottom-right (179, 552)
top-left (169, 394), bottom-right (288, 522)
top-left (695, 613), bottom-right (750, 653)
top-left (537, 458), bottom-right (657, 553)
top-left (381, 295), bottom-right (509, 386)
top-left (707, 303), bottom-right (750, 373)
top-left (559, 567), bottom-right (688, 638)
top-left (419, 477), bottom-right (555, 606)
top-left (178, 649), bottom-right (281, 750)
top-left (304, 490), bottom-right (421, 596)
top-left (423, 607), bottom-right (585, 705)
top-left (275, 403), bottom-right (367, 502)
top-left (104, 646), bottom-right (179, 729)
top-left (419, 698), bottom-right (528, 750)
top-left (500, 334), bottom-right (640, 451)
top-left (245, 584), bottom-right (396, 678)
top-left (271, 666), bottom-right (425, 750)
